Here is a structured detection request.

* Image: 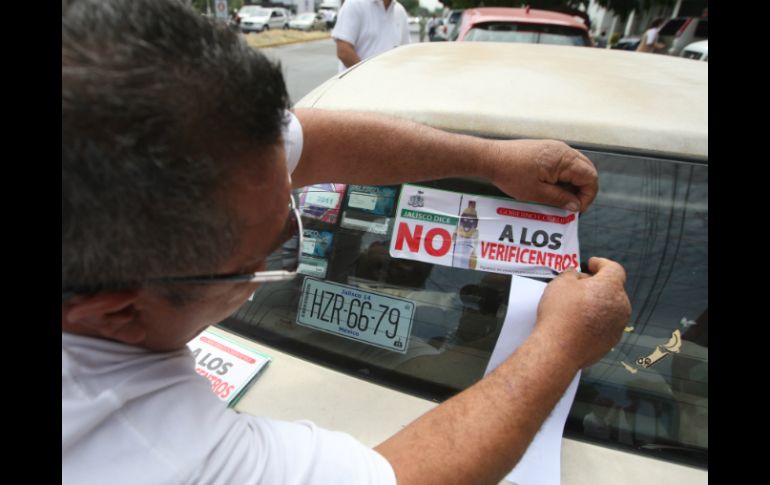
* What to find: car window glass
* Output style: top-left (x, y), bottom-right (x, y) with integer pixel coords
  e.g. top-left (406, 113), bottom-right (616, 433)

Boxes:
top-left (220, 150), bottom-right (707, 468)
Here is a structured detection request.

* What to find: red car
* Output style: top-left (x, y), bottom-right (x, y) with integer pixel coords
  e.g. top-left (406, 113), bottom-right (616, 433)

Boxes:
top-left (456, 7), bottom-right (591, 46)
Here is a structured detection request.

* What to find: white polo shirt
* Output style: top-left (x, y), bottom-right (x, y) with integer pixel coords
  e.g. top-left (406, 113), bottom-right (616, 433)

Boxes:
top-left (332, 0), bottom-right (410, 72)
top-left (62, 114), bottom-right (397, 485)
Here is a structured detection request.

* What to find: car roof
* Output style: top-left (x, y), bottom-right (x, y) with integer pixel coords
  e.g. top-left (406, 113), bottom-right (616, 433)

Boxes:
top-left (297, 42), bottom-right (708, 161)
top-left (685, 39), bottom-right (708, 50)
top-left (463, 7), bottom-right (588, 30)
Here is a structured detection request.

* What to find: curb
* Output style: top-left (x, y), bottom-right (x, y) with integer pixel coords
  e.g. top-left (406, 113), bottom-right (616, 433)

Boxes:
top-left (245, 33), bottom-right (332, 50)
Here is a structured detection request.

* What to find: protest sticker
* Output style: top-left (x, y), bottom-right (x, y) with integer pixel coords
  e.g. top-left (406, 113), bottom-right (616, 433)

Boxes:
top-left (389, 184), bottom-right (580, 278)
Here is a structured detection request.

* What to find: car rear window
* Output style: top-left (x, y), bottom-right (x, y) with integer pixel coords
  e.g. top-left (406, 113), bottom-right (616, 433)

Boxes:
top-left (659, 19), bottom-right (686, 36)
top-left (220, 149), bottom-right (708, 468)
top-left (464, 22), bottom-right (589, 46)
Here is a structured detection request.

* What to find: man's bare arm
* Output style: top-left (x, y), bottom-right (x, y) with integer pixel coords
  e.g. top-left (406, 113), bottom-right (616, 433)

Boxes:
top-left (375, 258), bottom-right (631, 485)
top-left (334, 39), bottom-right (360, 68)
top-left (292, 108), bottom-right (598, 213)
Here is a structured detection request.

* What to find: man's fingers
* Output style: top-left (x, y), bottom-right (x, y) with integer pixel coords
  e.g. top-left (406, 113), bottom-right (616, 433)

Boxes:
top-left (558, 154), bottom-right (598, 212)
top-left (587, 257), bottom-right (627, 286)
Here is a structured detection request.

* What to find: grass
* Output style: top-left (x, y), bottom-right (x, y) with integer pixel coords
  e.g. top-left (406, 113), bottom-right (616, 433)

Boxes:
top-left (242, 29), bottom-right (331, 49)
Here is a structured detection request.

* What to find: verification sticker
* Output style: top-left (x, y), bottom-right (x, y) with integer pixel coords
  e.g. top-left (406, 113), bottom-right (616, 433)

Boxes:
top-left (340, 211), bottom-right (391, 235)
top-left (298, 184), bottom-right (347, 224)
top-left (302, 229), bottom-right (334, 258)
top-left (297, 278), bottom-right (415, 353)
top-left (345, 185), bottom-right (398, 216)
top-left (298, 256), bottom-right (328, 279)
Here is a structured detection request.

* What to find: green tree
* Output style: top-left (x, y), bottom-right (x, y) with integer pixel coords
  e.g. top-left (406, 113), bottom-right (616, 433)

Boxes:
top-left (400, 0), bottom-right (421, 16)
top-left (593, 0), bottom-right (675, 22)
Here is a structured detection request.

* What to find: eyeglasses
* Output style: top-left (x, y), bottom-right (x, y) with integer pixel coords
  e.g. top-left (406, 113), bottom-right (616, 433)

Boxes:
top-left (61, 196), bottom-right (303, 302)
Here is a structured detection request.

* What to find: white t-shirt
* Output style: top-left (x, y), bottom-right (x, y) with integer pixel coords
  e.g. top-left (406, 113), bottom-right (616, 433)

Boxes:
top-left (62, 114), bottom-right (397, 485)
top-left (332, 0), bottom-right (410, 72)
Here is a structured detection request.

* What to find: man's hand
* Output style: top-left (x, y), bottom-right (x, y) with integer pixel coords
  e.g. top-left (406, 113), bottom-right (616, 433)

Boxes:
top-left (535, 257), bottom-right (631, 369)
top-left (488, 139), bottom-right (599, 213)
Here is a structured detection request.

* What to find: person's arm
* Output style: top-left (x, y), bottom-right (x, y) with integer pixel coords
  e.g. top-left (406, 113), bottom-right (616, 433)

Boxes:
top-left (292, 108), bottom-right (598, 213)
top-left (335, 39), bottom-right (361, 68)
top-left (375, 257), bottom-right (630, 485)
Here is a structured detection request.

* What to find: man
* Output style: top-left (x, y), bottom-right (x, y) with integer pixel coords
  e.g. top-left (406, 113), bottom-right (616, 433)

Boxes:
top-left (62, 0), bottom-right (631, 483)
top-left (332, 0), bottom-right (411, 72)
top-left (637, 18), bottom-right (666, 53)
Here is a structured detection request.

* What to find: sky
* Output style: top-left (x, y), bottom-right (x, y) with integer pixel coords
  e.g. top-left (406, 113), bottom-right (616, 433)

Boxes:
top-left (419, 0), bottom-right (444, 12)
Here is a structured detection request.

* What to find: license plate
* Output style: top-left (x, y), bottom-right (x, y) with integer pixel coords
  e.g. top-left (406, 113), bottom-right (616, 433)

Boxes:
top-left (296, 278), bottom-right (415, 353)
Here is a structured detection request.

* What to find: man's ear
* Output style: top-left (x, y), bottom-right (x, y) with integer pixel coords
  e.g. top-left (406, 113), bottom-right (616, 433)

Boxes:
top-left (62, 291), bottom-right (147, 345)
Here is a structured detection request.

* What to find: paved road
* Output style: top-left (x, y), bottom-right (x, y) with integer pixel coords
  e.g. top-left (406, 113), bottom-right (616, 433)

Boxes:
top-left (261, 32), bottom-right (423, 104)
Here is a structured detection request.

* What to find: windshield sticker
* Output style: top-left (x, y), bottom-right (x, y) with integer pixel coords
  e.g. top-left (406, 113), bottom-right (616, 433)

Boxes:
top-left (302, 229), bottom-right (334, 258)
top-left (389, 184), bottom-right (581, 278)
top-left (344, 185), bottom-right (399, 216)
top-left (296, 278), bottom-right (415, 353)
top-left (298, 184), bottom-right (347, 224)
top-left (298, 256), bottom-right (328, 279)
top-left (634, 329), bottom-right (682, 369)
top-left (340, 211), bottom-right (391, 235)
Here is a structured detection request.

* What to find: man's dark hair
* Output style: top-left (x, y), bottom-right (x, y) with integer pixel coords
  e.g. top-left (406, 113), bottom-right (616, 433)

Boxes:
top-left (651, 18), bottom-right (665, 29)
top-left (62, 0), bottom-right (290, 295)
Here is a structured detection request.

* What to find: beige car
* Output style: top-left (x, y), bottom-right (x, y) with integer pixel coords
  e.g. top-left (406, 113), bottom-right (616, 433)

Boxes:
top-left (219, 42), bottom-right (708, 484)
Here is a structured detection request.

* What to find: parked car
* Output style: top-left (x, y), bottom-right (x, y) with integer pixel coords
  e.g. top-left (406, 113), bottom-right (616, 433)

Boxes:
top-left (318, 6), bottom-right (337, 29)
top-left (220, 42), bottom-right (708, 485)
top-left (238, 6), bottom-right (289, 33)
top-left (611, 36), bottom-right (641, 51)
top-left (455, 7), bottom-right (591, 46)
top-left (289, 12), bottom-right (326, 31)
top-left (658, 16), bottom-right (708, 56)
top-left (433, 9), bottom-right (464, 41)
top-left (681, 40), bottom-right (708, 61)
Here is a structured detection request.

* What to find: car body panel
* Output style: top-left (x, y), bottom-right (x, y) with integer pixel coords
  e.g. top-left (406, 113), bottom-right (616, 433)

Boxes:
top-left (298, 42), bottom-right (707, 161)
top-left (456, 7), bottom-right (589, 44)
top-left (222, 327), bottom-right (707, 485)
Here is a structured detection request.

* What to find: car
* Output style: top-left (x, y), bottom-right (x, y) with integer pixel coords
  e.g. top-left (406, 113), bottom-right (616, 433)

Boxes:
top-left (238, 6), bottom-right (289, 33)
top-left (218, 42), bottom-right (708, 485)
top-left (658, 16), bottom-right (708, 56)
top-left (432, 9), bottom-right (464, 41)
top-left (611, 36), bottom-right (641, 51)
top-left (681, 40), bottom-right (708, 61)
top-left (318, 6), bottom-right (337, 29)
top-left (289, 12), bottom-right (327, 31)
top-left (455, 7), bottom-right (592, 46)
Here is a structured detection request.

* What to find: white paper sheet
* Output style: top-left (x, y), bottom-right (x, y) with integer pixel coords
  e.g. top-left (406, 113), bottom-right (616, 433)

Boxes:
top-left (484, 275), bottom-right (581, 485)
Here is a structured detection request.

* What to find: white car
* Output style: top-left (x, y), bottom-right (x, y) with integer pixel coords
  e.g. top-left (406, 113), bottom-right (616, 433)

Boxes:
top-left (238, 6), bottom-right (289, 33)
top-left (681, 40), bottom-right (708, 61)
top-left (289, 12), bottom-right (326, 31)
top-left (222, 43), bottom-right (708, 485)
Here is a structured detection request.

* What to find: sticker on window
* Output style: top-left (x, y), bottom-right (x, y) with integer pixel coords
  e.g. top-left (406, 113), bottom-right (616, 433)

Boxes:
top-left (298, 256), bottom-right (328, 279)
top-left (344, 185), bottom-right (398, 216)
top-left (296, 278), bottom-right (415, 353)
top-left (389, 184), bottom-right (580, 278)
top-left (298, 184), bottom-right (347, 224)
top-left (340, 211), bottom-right (391, 235)
top-left (302, 229), bottom-right (334, 258)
